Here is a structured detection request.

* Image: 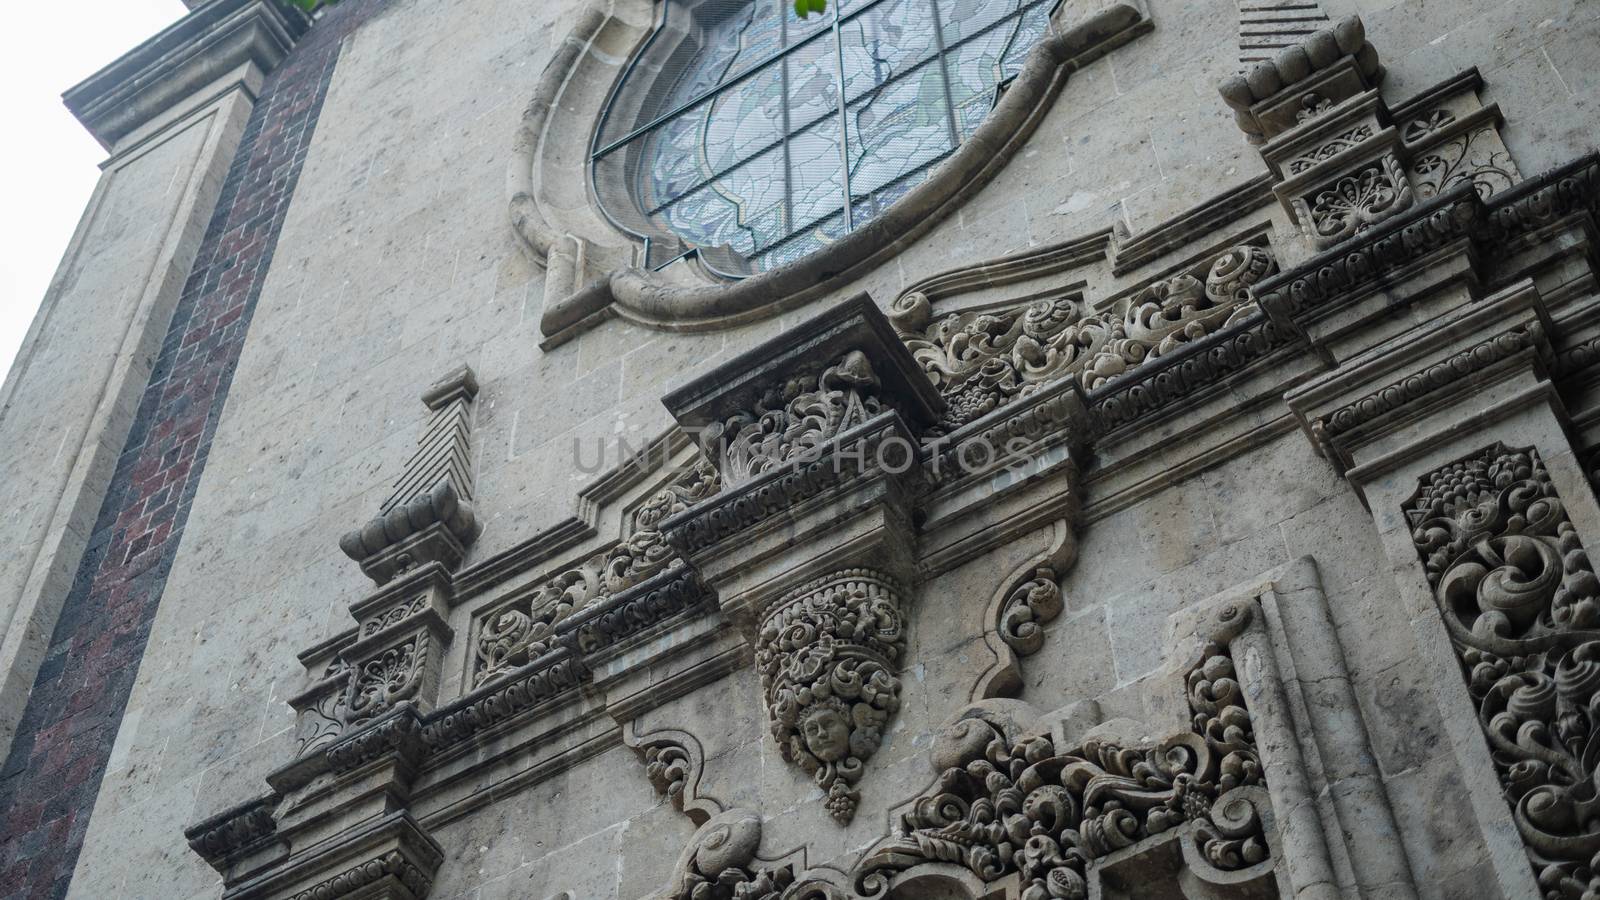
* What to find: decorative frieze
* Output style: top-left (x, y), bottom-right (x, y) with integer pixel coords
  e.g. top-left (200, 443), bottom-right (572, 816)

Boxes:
top-left (1405, 444), bottom-right (1600, 894)
top-left (419, 650), bottom-right (586, 751)
top-left (1309, 325), bottom-right (1543, 458)
top-left (891, 242), bottom-right (1277, 434)
top-left (756, 568), bottom-right (906, 825)
top-left (468, 462), bottom-right (717, 688)
top-left (341, 365), bottom-right (482, 585)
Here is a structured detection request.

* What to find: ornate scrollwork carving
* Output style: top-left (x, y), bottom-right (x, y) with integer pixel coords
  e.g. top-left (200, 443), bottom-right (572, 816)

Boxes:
top-left (700, 352), bottom-right (885, 486)
top-left (471, 462), bottom-right (719, 687)
top-left (859, 641), bottom-right (1269, 899)
top-left (347, 636), bottom-right (428, 724)
top-left (998, 567), bottom-right (1065, 656)
top-left (1411, 124), bottom-right (1516, 201)
top-left (1299, 154), bottom-right (1414, 245)
top-left (1405, 444), bottom-right (1600, 896)
top-left (757, 569), bottom-right (906, 825)
top-left (1286, 124), bottom-right (1376, 174)
top-left (891, 244), bottom-right (1276, 433)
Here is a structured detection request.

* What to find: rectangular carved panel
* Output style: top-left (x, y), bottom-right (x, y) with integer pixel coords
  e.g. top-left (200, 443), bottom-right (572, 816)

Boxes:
top-left (1405, 443), bottom-right (1600, 895)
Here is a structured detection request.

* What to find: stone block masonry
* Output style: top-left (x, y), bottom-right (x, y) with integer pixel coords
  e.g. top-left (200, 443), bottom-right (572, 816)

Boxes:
top-left (0, 3), bottom-right (379, 897)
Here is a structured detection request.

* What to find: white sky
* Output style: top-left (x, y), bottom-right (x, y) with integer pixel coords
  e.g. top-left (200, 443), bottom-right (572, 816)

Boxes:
top-left (0, 0), bottom-right (188, 382)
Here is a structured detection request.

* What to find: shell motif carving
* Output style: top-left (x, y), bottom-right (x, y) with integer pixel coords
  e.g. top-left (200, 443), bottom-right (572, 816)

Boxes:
top-left (1405, 444), bottom-right (1600, 897)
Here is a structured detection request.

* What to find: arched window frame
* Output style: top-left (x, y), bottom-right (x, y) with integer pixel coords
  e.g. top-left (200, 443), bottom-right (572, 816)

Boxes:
top-left (590, 0), bottom-right (1058, 279)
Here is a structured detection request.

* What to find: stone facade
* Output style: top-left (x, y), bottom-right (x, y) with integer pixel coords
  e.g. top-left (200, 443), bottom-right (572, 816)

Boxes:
top-left (0, 0), bottom-right (1597, 898)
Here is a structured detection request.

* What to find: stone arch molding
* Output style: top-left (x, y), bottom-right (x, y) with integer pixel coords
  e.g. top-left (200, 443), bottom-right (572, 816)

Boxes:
top-left (507, 0), bottom-right (1152, 348)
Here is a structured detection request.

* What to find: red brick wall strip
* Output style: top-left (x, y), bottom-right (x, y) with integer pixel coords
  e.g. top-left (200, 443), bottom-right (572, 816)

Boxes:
top-left (0, 3), bottom-right (380, 897)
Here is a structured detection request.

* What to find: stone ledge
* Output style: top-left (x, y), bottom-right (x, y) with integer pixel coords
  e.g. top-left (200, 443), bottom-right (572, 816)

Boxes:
top-left (64, 0), bottom-right (309, 150)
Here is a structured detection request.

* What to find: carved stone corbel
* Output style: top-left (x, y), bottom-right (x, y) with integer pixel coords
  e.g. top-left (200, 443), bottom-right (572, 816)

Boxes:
top-left (623, 723), bottom-right (723, 827)
top-left (659, 294), bottom-right (943, 825)
top-left (972, 518), bottom-right (1077, 701)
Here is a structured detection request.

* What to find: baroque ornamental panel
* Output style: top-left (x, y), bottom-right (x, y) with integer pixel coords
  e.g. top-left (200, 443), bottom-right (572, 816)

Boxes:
top-left (890, 241), bottom-right (1277, 433)
top-left (758, 568), bottom-right (906, 825)
top-left (1406, 444), bottom-right (1600, 896)
top-left (861, 630), bottom-right (1274, 899)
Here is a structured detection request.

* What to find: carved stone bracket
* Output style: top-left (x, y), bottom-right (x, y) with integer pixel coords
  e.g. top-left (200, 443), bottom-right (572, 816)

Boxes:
top-left (623, 723), bottom-right (724, 827)
top-left (659, 295), bottom-right (941, 825)
top-left (973, 518), bottom-right (1080, 701)
top-left (757, 568), bottom-right (906, 825)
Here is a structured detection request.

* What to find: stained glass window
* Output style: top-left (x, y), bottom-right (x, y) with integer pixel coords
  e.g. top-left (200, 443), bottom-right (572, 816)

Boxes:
top-left (591, 0), bottom-right (1054, 276)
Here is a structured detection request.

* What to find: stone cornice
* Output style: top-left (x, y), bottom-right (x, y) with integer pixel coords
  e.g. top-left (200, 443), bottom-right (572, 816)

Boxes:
top-left (64, 0), bottom-right (309, 150)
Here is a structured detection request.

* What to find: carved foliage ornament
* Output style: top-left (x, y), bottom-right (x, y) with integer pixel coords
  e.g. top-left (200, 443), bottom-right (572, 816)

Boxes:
top-left (859, 639), bottom-right (1269, 899)
top-left (1411, 124), bottom-right (1516, 201)
top-left (473, 461), bottom-right (720, 687)
top-left (348, 635), bottom-right (428, 724)
top-left (702, 351), bottom-right (885, 486)
top-left (1300, 154), bottom-right (1414, 245)
top-left (892, 244), bottom-right (1277, 433)
top-left (1406, 444), bottom-right (1600, 896)
top-left (757, 569), bottom-right (906, 825)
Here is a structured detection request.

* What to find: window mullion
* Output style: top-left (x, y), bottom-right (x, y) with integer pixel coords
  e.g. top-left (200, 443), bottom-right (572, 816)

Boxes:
top-left (928, 0), bottom-right (962, 149)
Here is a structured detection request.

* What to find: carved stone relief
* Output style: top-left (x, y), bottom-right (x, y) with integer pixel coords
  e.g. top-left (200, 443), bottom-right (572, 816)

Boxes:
top-left (890, 243), bottom-right (1277, 434)
top-left (1410, 123), bottom-right (1517, 200)
top-left (699, 352), bottom-right (887, 488)
top-left (756, 568), bottom-right (906, 826)
top-left (1406, 443), bottom-right (1600, 895)
top-left (1293, 153), bottom-right (1415, 245)
top-left (471, 460), bottom-right (719, 688)
top-left (860, 634), bottom-right (1273, 900)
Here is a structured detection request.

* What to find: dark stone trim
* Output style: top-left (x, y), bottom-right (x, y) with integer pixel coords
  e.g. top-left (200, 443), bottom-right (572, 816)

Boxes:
top-left (0, 3), bottom-right (379, 897)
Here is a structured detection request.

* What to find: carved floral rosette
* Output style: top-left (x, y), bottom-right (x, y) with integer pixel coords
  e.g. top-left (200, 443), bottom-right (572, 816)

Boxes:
top-left (1405, 443), bottom-right (1600, 896)
top-left (891, 244), bottom-right (1276, 433)
top-left (757, 568), bottom-right (907, 825)
top-left (857, 640), bottom-right (1269, 900)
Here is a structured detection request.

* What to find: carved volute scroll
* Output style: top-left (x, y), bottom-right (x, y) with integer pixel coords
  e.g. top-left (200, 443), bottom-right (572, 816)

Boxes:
top-left (757, 568), bottom-right (907, 825)
top-left (470, 460), bottom-right (719, 689)
top-left (1405, 444), bottom-right (1600, 895)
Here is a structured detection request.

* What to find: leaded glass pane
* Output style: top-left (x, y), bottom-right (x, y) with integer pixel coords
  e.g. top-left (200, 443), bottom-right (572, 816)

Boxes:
top-left (593, 0), bottom-right (1055, 276)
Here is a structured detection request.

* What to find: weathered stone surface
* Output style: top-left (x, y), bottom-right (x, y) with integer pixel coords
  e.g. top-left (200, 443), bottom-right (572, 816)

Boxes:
top-left (1, 0), bottom-right (1599, 898)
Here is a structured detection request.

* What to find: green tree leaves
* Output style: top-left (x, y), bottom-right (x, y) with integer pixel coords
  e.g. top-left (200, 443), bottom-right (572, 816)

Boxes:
top-left (793, 0), bottom-right (828, 17)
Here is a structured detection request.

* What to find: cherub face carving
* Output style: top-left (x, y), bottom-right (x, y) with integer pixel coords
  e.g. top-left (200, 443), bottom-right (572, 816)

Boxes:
top-left (800, 703), bottom-right (851, 763)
